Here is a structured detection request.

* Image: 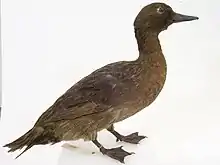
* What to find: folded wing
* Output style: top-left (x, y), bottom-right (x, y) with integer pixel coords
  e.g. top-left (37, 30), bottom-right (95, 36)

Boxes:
top-left (35, 72), bottom-right (126, 125)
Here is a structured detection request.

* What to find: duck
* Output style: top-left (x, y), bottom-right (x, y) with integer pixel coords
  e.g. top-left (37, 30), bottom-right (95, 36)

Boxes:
top-left (3, 2), bottom-right (198, 163)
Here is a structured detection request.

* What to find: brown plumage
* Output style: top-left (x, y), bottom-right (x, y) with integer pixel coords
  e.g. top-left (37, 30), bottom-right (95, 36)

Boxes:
top-left (4, 2), bottom-right (198, 163)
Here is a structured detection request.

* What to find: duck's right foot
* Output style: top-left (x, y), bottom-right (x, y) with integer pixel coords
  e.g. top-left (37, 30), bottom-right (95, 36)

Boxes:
top-left (116, 132), bottom-right (147, 144)
top-left (107, 125), bottom-right (147, 144)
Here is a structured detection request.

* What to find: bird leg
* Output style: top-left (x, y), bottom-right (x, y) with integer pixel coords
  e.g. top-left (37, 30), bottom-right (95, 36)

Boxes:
top-left (107, 125), bottom-right (147, 144)
top-left (92, 139), bottom-right (133, 163)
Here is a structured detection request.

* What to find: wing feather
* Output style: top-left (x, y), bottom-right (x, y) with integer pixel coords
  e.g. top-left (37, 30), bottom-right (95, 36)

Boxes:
top-left (35, 72), bottom-right (125, 125)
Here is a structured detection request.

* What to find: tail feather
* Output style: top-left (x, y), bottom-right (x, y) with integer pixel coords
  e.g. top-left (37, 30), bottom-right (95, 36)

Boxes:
top-left (14, 143), bottom-right (35, 159)
top-left (3, 127), bottom-right (44, 158)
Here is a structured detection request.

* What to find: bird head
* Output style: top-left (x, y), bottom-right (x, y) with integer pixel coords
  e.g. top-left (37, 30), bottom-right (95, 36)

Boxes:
top-left (134, 2), bottom-right (199, 33)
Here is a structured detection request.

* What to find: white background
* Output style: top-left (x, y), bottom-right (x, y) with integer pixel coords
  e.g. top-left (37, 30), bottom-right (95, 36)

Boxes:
top-left (1, 0), bottom-right (220, 165)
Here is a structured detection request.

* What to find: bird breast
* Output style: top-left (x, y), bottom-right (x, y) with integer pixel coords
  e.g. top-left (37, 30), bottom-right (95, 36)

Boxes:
top-left (116, 52), bottom-right (167, 122)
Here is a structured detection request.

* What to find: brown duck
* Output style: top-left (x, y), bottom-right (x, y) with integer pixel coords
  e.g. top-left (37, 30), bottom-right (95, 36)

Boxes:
top-left (4, 2), bottom-right (198, 163)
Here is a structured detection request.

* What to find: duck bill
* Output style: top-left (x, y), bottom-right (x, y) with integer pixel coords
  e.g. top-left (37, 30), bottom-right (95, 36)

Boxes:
top-left (172, 13), bottom-right (199, 23)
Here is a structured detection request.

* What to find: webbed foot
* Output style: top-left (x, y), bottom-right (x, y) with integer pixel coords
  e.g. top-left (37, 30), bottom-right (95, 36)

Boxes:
top-left (100, 146), bottom-right (134, 163)
top-left (116, 132), bottom-right (147, 144)
top-left (92, 140), bottom-right (133, 163)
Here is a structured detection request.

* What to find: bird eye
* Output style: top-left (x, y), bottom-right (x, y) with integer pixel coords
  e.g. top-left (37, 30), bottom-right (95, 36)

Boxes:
top-left (156, 7), bottom-right (165, 14)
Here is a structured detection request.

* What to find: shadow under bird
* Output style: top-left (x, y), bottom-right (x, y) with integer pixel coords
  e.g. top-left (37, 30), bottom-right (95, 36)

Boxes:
top-left (4, 2), bottom-right (198, 163)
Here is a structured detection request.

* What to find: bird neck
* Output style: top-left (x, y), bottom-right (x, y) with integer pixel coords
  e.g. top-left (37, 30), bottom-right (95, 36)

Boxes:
top-left (134, 27), bottom-right (162, 59)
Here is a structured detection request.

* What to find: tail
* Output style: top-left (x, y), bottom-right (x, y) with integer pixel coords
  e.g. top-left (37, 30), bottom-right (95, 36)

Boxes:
top-left (3, 127), bottom-right (45, 159)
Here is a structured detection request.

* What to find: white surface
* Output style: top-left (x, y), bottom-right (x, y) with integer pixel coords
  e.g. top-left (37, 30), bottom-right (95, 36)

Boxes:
top-left (1, 0), bottom-right (220, 165)
top-left (0, 0), bottom-right (2, 116)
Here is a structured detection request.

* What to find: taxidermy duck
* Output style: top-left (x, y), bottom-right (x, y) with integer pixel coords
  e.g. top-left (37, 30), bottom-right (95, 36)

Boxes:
top-left (4, 2), bottom-right (198, 163)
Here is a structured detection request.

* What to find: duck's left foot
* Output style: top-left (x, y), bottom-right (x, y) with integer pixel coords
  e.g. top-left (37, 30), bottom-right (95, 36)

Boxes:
top-left (107, 125), bottom-right (147, 144)
top-left (92, 139), bottom-right (133, 163)
top-left (100, 146), bottom-right (133, 163)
